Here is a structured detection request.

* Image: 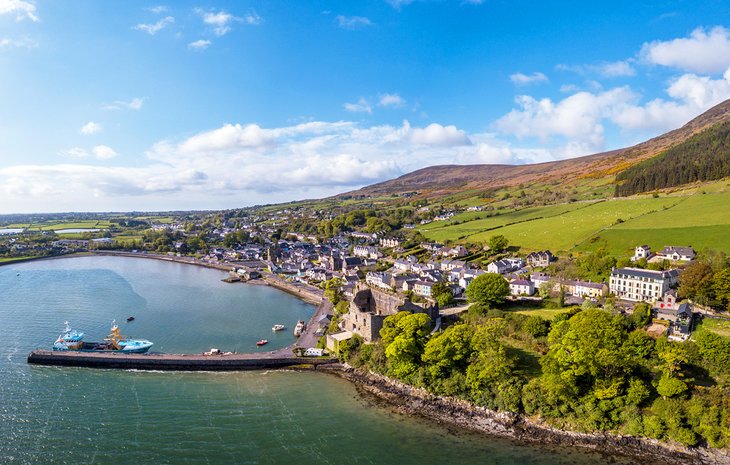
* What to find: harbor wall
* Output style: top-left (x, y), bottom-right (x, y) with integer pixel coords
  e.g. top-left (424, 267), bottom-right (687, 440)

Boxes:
top-left (27, 350), bottom-right (338, 371)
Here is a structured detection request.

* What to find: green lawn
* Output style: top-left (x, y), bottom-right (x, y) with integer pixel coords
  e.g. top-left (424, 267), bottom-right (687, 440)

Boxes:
top-left (575, 224), bottom-right (730, 255)
top-left (696, 318), bottom-right (730, 338)
top-left (612, 192), bottom-right (730, 229)
top-left (513, 308), bottom-right (566, 320)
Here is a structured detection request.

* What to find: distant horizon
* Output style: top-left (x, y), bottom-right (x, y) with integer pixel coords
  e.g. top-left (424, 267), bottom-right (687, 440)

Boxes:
top-left (2, 0), bottom-right (730, 213)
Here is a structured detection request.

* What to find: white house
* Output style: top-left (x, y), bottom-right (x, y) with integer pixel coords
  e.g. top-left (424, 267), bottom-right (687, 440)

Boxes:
top-left (609, 267), bottom-right (680, 302)
top-left (509, 279), bottom-right (535, 296)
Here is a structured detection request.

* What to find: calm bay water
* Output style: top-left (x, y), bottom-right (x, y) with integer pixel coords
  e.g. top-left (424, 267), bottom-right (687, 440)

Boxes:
top-left (0, 256), bottom-right (646, 464)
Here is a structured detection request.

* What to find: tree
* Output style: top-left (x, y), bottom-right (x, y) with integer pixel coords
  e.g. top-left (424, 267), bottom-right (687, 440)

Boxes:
top-left (678, 260), bottom-right (715, 305)
top-left (431, 282), bottom-right (454, 307)
top-left (712, 268), bottom-right (730, 310)
top-left (540, 309), bottom-right (632, 398)
top-left (381, 312), bottom-right (432, 379)
top-left (466, 273), bottom-right (509, 307)
top-left (422, 324), bottom-right (474, 379)
top-left (629, 302), bottom-right (652, 328)
top-left (487, 235), bottom-right (509, 254)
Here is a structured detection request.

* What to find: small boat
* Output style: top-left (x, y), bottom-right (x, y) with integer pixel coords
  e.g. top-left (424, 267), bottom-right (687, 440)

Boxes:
top-left (294, 320), bottom-right (306, 337)
top-left (126, 316), bottom-right (135, 322)
top-left (272, 324), bottom-right (285, 332)
top-left (256, 339), bottom-right (268, 346)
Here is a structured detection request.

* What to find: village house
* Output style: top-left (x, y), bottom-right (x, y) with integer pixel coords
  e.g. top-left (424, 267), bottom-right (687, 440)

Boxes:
top-left (632, 245), bottom-right (652, 262)
top-left (441, 245), bottom-right (468, 257)
top-left (509, 279), bottom-right (535, 296)
top-left (353, 245), bottom-right (381, 260)
top-left (413, 280), bottom-right (435, 298)
top-left (609, 267), bottom-right (680, 302)
top-left (365, 272), bottom-right (393, 291)
top-left (526, 250), bottom-right (553, 268)
top-left (655, 246), bottom-right (696, 262)
top-left (379, 237), bottom-right (401, 249)
top-left (487, 258), bottom-right (524, 275)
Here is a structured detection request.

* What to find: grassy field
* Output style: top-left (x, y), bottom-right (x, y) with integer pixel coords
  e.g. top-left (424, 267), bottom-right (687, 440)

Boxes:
top-left (466, 197), bottom-right (680, 251)
top-left (419, 187), bottom-right (730, 255)
top-left (696, 318), bottom-right (730, 338)
top-left (513, 308), bottom-right (567, 320)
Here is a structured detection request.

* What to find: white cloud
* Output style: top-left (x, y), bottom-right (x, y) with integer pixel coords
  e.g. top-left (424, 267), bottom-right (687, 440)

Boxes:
top-left (611, 69), bottom-right (730, 132)
top-left (556, 60), bottom-right (636, 78)
top-left (378, 93), bottom-right (405, 108)
top-left (641, 26), bottom-right (730, 74)
top-left (495, 87), bottom-right (637, 151)
top-left (408, 122), bottom-right (471, 146)
top-left (196, 9), bottom-right (259, 36)
top-left (80, 121), bottom-right (102, 135)
top-left (92, 145), bottom-right (117, 160)
top-left (242, 11), bottom-right (262, 26)
top-left (336, 15), bottom-right (373, 29)
top-left (177, 123), bottom-right (276, 154)
top-left (188, 39), bottom-right (211, 50)
top-left (510, 72), bottom-right (548, 85)
top-left (0, 0), bottom-right (38, 22)
top-left (0, 36), bottom-right (36, 49)
top-left (343, 97), bottom-right (372, 114)
top-left (595, 60), bottom-right (636, 77)
top-left (134, 16), bottom-right (174, 35)
top-left (146, 5), bottom-right (168, 14)
top-left (103, 97), bottom-right (145, 111)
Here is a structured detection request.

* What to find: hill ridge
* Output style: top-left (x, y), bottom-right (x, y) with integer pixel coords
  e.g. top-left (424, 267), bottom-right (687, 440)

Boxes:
top-left (344, 99), bottom-right (730, 198)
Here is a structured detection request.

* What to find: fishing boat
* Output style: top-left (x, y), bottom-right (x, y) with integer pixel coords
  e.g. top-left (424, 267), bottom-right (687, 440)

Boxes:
top-left (52, 321), bottom-right (153, 353)
top-left (53, 322), bottom-right (84, 351)
top-left (272, 324), bottom-right (285, 332)
top-left (256, 339), bottom-right (268, 346)
top-left (293, 320), bottom-right (305, 337)
top-left (126, 316), bottom-right (135, 322)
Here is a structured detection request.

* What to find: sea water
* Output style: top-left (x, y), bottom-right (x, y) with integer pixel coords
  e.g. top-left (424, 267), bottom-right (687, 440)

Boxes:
top-left (0, 256), bottom-right (657, 464)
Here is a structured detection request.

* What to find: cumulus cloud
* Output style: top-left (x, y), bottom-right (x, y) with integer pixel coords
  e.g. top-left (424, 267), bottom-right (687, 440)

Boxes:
top-left (611, 69), bottom-right (730, 132)
top-left (0, 0), bottom-right (38, 22)
top-left (409, 122), bottom-right (472, 146)
top-left (196, 8), bottom-right (259, 35)
top-left (510, 72), bottom-right (548, 85)
top-left (343, 97), bottom-right (372, 114)
top-left (336, 15), bottom-right (373, 29)
top-left (495, 87), bottom-right (636, 151)
top-left (80, 121), bottom-right (102, 135)
top-left (188, 39), bottom-right (211, 50)
top-left (93, 145), bottom-right (117, 160)
top-left (378, 93), bottom-right (405, 108)
top-left (641, 26), bottom-right (730, 74)
top-left (134, 16), bottom-right (174, 35)
top-left (103, 97), bottom-right (144, 111)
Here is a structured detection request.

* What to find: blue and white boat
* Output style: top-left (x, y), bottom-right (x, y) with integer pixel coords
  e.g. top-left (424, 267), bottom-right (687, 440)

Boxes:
top-left (52, 320), bottom-right (153, 353)
top-left (53, 322), bottom-right (85, 351)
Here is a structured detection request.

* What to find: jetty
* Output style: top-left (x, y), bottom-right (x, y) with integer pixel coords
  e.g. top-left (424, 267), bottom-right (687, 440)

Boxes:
top-left (28, 292), bottom-right (337, 371)
top-left (26, 350), bottom-right (337, 371)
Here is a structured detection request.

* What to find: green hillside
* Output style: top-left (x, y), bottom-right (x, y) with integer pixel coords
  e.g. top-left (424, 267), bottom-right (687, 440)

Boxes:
top-left (616, 120), bottom-right (730, 196)
top-left (419, 183), bottom-right (730, 256)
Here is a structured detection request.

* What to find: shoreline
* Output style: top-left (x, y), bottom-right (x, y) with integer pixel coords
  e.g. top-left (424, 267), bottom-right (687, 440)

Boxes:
top-left (331, 367), bottom-right (730, 465)
top-left (10, 251), bottom-right (727, 463)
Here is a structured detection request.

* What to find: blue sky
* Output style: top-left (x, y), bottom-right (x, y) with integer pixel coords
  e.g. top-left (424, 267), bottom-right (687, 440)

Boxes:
top-left (2, 0), bottom-right (730, 213)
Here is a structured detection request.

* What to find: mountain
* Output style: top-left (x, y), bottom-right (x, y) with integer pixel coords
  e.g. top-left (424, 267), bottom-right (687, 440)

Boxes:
top-left (347, 99), bottom-right (730, 198)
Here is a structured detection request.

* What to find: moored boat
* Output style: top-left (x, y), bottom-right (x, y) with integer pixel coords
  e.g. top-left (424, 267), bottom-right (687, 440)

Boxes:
top-left (53, 322), bottom-right (84, 351)
top-left (293, 320), bottom-right (305, 337)
top-left (272, 324), bottom-right (285, 332)
top-left (51, 321), bottom-right (153, 353)
top-left (256, 339), bottom-right (268, 346)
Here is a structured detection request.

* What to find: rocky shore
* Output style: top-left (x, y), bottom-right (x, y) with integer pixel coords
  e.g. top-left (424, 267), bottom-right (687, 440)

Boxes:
top-left (335, 367), bottom-right (729, 465)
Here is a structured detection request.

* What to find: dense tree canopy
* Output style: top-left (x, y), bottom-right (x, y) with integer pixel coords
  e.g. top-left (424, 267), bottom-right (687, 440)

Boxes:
top-left (466, 273), bottom-right (509, 307)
